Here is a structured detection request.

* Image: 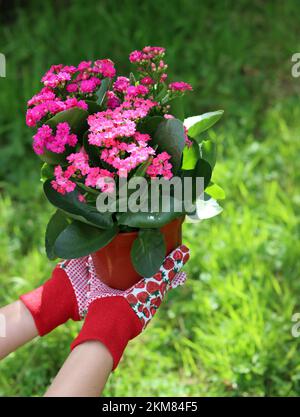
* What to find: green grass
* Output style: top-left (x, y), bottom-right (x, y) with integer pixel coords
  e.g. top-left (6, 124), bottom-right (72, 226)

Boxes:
top-left (1, 0), bottom-right (300, 396)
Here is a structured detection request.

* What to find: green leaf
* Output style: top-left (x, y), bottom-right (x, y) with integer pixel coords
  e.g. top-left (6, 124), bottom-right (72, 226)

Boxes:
top-left (131, 229), bottom-right (166, 276)
top-left (54, 221), bottom-right (118, 259)
top-left (117, 199), bottom-right (184, 228)
top-left (43, 179), bottom-right (113, 229)
top-left (187, 197), bottom-right (223, 222)
top-left (168, 96), bottom-right (185, 121)
top-left (129, 72), bottom-right (136, 84)
top-left (75, 181), bottom-right (100, 195)
top-left (184, 110), bottom-right (224, 139)
top-left (46, 107), bottom-right (88, 136)
top-left (181, 138), bottom-right (200, 170)
top-left (152, 118), bottom-right (185, 174)
top-left (201, 139), bottom-right (217, 168)
top-left (85, 100), bottom-right (101, 114)
top-left (40, 162), bottom-right (55, 182)
top-left (131, 156), bottom-right (154, 178)
top-left (138, 116), bottom-right (164, 137)
top-left (205, 182), bottom-right (226, 200)
top-left (45, 210), bottom-right (69, 260)
top-left (180, 158), bottom-right (212, 202)
top-left (38, 149), bottom-right (70, 165)
top-left (83, 131), bottom-right (100, 165)
top-left (96, 78), bottom-right (111, 105)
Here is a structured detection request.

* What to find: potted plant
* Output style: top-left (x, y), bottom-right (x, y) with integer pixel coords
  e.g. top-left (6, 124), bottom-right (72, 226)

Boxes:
top-left (26, 46), bottom-right (224, 289)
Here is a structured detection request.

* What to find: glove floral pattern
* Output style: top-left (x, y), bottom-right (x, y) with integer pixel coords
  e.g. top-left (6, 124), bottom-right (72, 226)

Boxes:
top-left (124, 245), bottom-right (190, 328)
top-left (56, 245), bottom-right (190, 328)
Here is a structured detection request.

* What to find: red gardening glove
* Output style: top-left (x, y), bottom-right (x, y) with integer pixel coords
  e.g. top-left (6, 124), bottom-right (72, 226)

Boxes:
top-left (20, 258), bottom-right (90, 336)
top-left (71, 245), bottom-right (190, 369)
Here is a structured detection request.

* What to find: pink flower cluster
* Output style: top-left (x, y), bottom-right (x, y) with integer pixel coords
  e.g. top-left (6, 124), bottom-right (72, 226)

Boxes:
top-left (27, 59), bottom-right (116, 129)
top-left (33, 122), bottom-right (77, 155)
top-left (168, 81), bottom-right (193, 92)
top-left (129, 46), bottom-right (165, 63)
top-left (88, 107), bottom-right (158, 177)
top-left (146, 152), bottom-right (173, 180)
top-left (51, 149), bottom-right (115, 194)
top-left (86, 75), bottom-right (161, 178)
top-left (51, 165), bottom-right (77, 194)
top-left (88, 90), bottom-right (156, 150)
top-left (100, 132), bottom-right (156, 177)
top-left (41, 60), bottom-right (115, 91)
top-left (26, 91), bottom-right (87, 128)
top-left (28, 47), bottom-right (196, 196)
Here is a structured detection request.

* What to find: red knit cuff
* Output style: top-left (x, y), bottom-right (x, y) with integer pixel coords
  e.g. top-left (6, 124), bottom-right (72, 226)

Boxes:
top-left (71, 297), bottom-right (142, 370)
top-left (20, 266), bottom-right (80, 336)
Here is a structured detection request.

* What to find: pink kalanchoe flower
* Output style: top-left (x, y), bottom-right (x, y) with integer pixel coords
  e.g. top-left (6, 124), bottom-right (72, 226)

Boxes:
top-left (113, 77), bottom-right (130, 93)
top-left (168, 81), bottom-right (193, 92)
top-left (27, 88), bottom-right (56, 107)
top-left (164, 114), bottom-right (175, 119)
top-left (184, 126), bottom-right (193, 147)
top-left (65, 97), bottom-right (88, 111)
top-left (51, 165), bottom-right (76, 194)
top-left (106, 91), bottom-right (121, 109)
top-left (85, 167), bottom-right (115, 193)
top-left (80, 77), bottom-right (101, 93)
top-left (146, 151), bottom-right (173, 179)
top-left (62, 65), bottom-right (77, 74)
top-left (78, 193), bottom-right (86, 203)
top-left (42, 68), bottom-right (72, 88)
top-left (87, 109), bottom-right (136, 147)
top-left (77, 61), bottom-right (92, 71)
top-left (143, 46), bottom-right (165, 56)
top-left (32, 124), bottom-right (52, 154)
top-left (67, 149), bottom-right (90, 175)
top-left (129, 50), bottom-right (143, 63)
top-left (140, 76), bottom-right (154, 85)
top-left (126, 85), bottom-right (149, 97)
top-left (129, 46), bottom-right (165, 63)
top-left (66, 83), bottom-right (79, 93)
top-left (160, 73), bottom-right (168, 82)
top-left (32, 122), bottom-right (78, 155)
top-left (46, 122), bottom-right (78, 154)
top-left (94, 59), bottom-right (116, 78)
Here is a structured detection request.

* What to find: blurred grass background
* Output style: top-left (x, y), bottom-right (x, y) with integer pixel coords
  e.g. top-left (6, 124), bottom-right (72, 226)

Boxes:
top-left (1, 0), bottom-right (300, 396)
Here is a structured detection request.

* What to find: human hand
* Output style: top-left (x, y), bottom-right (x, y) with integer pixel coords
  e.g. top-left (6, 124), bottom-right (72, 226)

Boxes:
top-left (71, 245), bottom-right (190, 369)
top-left (19, 257), bottom-right (91, 336)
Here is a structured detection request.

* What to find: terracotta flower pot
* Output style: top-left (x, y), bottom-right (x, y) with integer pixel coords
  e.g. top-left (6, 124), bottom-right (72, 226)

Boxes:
top-left (91, 216), bottom-right (184, 290)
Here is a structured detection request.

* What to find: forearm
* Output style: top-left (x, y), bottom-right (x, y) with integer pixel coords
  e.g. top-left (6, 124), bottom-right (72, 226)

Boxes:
top-left (0, 300), bottom-right (39, 360)
top-left (44, 341), bottom-right (113, 397)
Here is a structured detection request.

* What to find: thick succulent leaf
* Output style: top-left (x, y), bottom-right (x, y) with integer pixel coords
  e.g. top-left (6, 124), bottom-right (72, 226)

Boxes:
top-left (117, 199), bottom-right (184, 228)
top-left (138, 116), bottom-right (164, 137)
top-left (45, 210), bottom-right (69, 260)
top-left (38, 149), bottom-right (70, 165)
top-left (85, 100), bottom-right (101, 114)
top-left (43, 179), bottom-right (113, 229)
top-left (180, 158), bottom-right (212, 203)
top-left (40, 162), bottom-right (55, 182)
top-left (184, 110), bottom-right (224, 139)
top-left (96, 78), bottom-right (111, 105)
top-left (205, 182), bottom-right (226, 200)
top-left (187, 197), bottom-right (223, 222)
top-left (83, 131), bottom-right (100, 165)
top-left (131, 229), bottom-right (166, 276)
top-left (182, 138), bottom-right (200, 170)
top-left (201, 139), bottom-right (217, 168)
top-left (168, 96), bottom-right (185, 121)
top-left (46, 107), bottom-right (88, 136)
top-left (152, 118), bottom-right (185, 174)
top-left (54, 221), bottom-right (118, 259)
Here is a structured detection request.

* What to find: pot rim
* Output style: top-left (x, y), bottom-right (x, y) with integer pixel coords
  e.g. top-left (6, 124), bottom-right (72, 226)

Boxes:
top-left (114, 215), bottom-right (185, 238)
